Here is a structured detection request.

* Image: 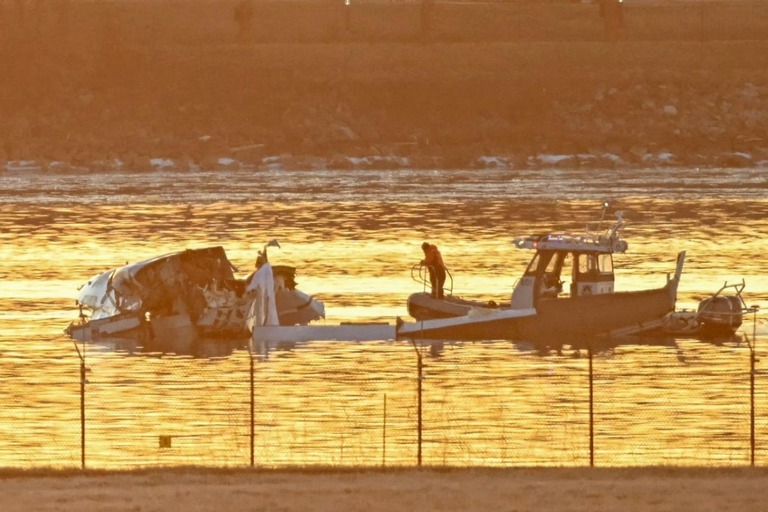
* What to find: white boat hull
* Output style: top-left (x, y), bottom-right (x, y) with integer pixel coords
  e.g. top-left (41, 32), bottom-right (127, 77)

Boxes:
top-left (252, 323), bottom-right (396, 344)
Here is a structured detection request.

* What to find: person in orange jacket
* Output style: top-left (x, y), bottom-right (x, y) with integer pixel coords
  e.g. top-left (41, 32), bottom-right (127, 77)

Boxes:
top-left (420, 242), bottom-right (446, 299)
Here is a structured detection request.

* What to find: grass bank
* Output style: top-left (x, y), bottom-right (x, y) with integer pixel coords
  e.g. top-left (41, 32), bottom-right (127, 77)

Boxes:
top-left (2, 1), bottom-right (767, 169)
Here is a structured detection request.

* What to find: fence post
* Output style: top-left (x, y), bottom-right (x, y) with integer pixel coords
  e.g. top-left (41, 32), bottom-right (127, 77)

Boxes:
top-left (588, 344), bottom-right (594, 467)
top-left (748, 306), bottom-right (758, 467)
top-left (750, 337), bottom-right (755, 467)
top-left (74, 341), bottom-right (86, 470)
top-left (411, 340), bottom-right (423, 467)
top-left (248, 344), bottom-right (255, 468)
top-left (382, 393), bottom-right (387, 467)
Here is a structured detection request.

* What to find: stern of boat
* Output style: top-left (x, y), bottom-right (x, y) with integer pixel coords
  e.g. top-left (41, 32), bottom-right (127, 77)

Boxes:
top-left (667, 251), bottom-right (686, 304)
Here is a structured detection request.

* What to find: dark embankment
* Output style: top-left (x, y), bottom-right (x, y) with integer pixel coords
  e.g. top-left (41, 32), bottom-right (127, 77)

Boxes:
top-left (2, 1), bottom-right (768, 171)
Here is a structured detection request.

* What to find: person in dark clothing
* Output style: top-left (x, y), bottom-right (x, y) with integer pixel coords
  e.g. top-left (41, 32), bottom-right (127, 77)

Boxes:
top-left (420, 241), bottom-right (447, 299)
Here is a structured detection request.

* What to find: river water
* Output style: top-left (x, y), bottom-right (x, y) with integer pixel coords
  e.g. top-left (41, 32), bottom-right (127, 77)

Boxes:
top-left (0, 166), bottom-right (766, 469)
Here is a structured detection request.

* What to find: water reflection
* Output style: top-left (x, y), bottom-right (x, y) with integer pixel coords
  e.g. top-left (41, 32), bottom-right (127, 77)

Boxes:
top-left (80, 336), bottom-right (247, 359)
top-left (0, 168), bottom-right (766, 468)
top-left (244, 320), bottom-right (754, 365)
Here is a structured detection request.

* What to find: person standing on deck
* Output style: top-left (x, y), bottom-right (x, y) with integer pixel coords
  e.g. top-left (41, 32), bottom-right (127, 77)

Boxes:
top-left (420, 242), bottom-right (446, 299)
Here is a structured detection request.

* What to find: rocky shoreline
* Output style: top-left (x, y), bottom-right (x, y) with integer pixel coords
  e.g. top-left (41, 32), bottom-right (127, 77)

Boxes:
top-left (4, 148), bottom-right (764, 175)
top-left (5, 75), bottom-right (766, 174)
top-left (3, 5), bottom-right (768, 175)
top-left (0, 67), bottom-right (768, 173)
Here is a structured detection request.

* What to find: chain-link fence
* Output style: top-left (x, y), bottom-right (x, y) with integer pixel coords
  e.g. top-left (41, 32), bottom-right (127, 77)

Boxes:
top-left (2, 322), bottom-right (764, 470)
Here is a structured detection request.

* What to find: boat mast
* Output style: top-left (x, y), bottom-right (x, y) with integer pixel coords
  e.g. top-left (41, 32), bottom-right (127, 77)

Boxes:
top-left (596, 200), bottom-right (610, 233)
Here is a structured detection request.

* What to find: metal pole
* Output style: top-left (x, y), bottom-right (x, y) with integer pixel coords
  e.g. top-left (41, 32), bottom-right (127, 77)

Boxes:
top-left (80, 356), bottom-right (85, 469)
top-left (411, 340), bottom-right (423, 467)
top-left (382, 393), bottom-right (387, 467)
top-left (750, 339), bottom-right (755, 467)
top-left (417, 350), bottom-right (423, 467)
top-left (249, 347), bottom-right (255, 468)
top-left (750, 307), bottom-right (757, 467)
top-left (74, 341), bottom-right (86, 470)
top-left (588, 344), bottom-right (594, 468)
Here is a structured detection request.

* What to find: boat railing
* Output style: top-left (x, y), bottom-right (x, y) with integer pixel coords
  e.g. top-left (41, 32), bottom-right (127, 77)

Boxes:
top-left (586, 211), bottom-right (626, 248)
top-left (694, 279), bottom-right (755, 320)
top-left (512, 212), bottom-right (628, 253)
top-left (411, 264), bottom-right (454, 297)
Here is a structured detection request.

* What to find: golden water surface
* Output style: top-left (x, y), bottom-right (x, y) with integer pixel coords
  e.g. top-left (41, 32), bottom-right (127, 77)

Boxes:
top-left (0, 167), bottom-right (766, 468)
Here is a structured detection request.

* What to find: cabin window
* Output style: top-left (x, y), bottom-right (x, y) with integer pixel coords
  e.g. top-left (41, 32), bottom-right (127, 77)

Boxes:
top-left (578, 254), bottom-right (598, 275)
top-left (561, 252), bottom-right (573, 282)
top-left (598, 254), bottom-right (613, 274)
top-left (525, 253), bottom-right (541, 275)
top-left (576, 253), bottom-right (615, 282)
top-left (544, 254), bottom-right (559, 274)
top-left (544, 252), bottom-right (570, 278)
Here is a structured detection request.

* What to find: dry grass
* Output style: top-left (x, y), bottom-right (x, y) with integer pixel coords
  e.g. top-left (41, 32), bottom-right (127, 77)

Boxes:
top-left (2, 466), bottom-right (768, 512)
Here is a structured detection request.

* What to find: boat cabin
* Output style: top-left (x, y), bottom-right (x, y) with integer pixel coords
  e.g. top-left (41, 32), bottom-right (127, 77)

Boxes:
top-left (509, 212), bottom-right (628, 309)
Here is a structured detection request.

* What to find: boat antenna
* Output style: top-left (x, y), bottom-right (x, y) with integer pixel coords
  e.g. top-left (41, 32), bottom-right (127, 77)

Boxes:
top-left (597, 200), bottom-right (610, 232)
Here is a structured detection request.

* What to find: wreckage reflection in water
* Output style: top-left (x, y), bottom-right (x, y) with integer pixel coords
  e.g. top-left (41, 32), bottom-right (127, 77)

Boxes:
top-left (0, 167), bottom-right (766, 468)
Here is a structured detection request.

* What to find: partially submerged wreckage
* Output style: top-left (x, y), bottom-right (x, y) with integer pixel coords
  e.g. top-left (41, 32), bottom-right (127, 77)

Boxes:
top-left (65, 242), bottom-right (325, 343)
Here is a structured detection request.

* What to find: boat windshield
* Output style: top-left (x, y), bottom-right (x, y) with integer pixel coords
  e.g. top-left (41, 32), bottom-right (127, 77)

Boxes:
top-left (577, 253), bottom-right (614, 279)
top-left (525, 253), bottom-right (541, 274)
top-left (525, 250), bottom-right (571, 279)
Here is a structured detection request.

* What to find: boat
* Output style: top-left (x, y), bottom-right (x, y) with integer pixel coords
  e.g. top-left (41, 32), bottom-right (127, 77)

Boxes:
top-left (661, 280), bottom-right (751, 339)
top-left (400, 207), bottom-right (686, 342)
top-left (250, 206), bottom-right (752, 347)
top-left (65, 241), bottom-right (325, 343)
